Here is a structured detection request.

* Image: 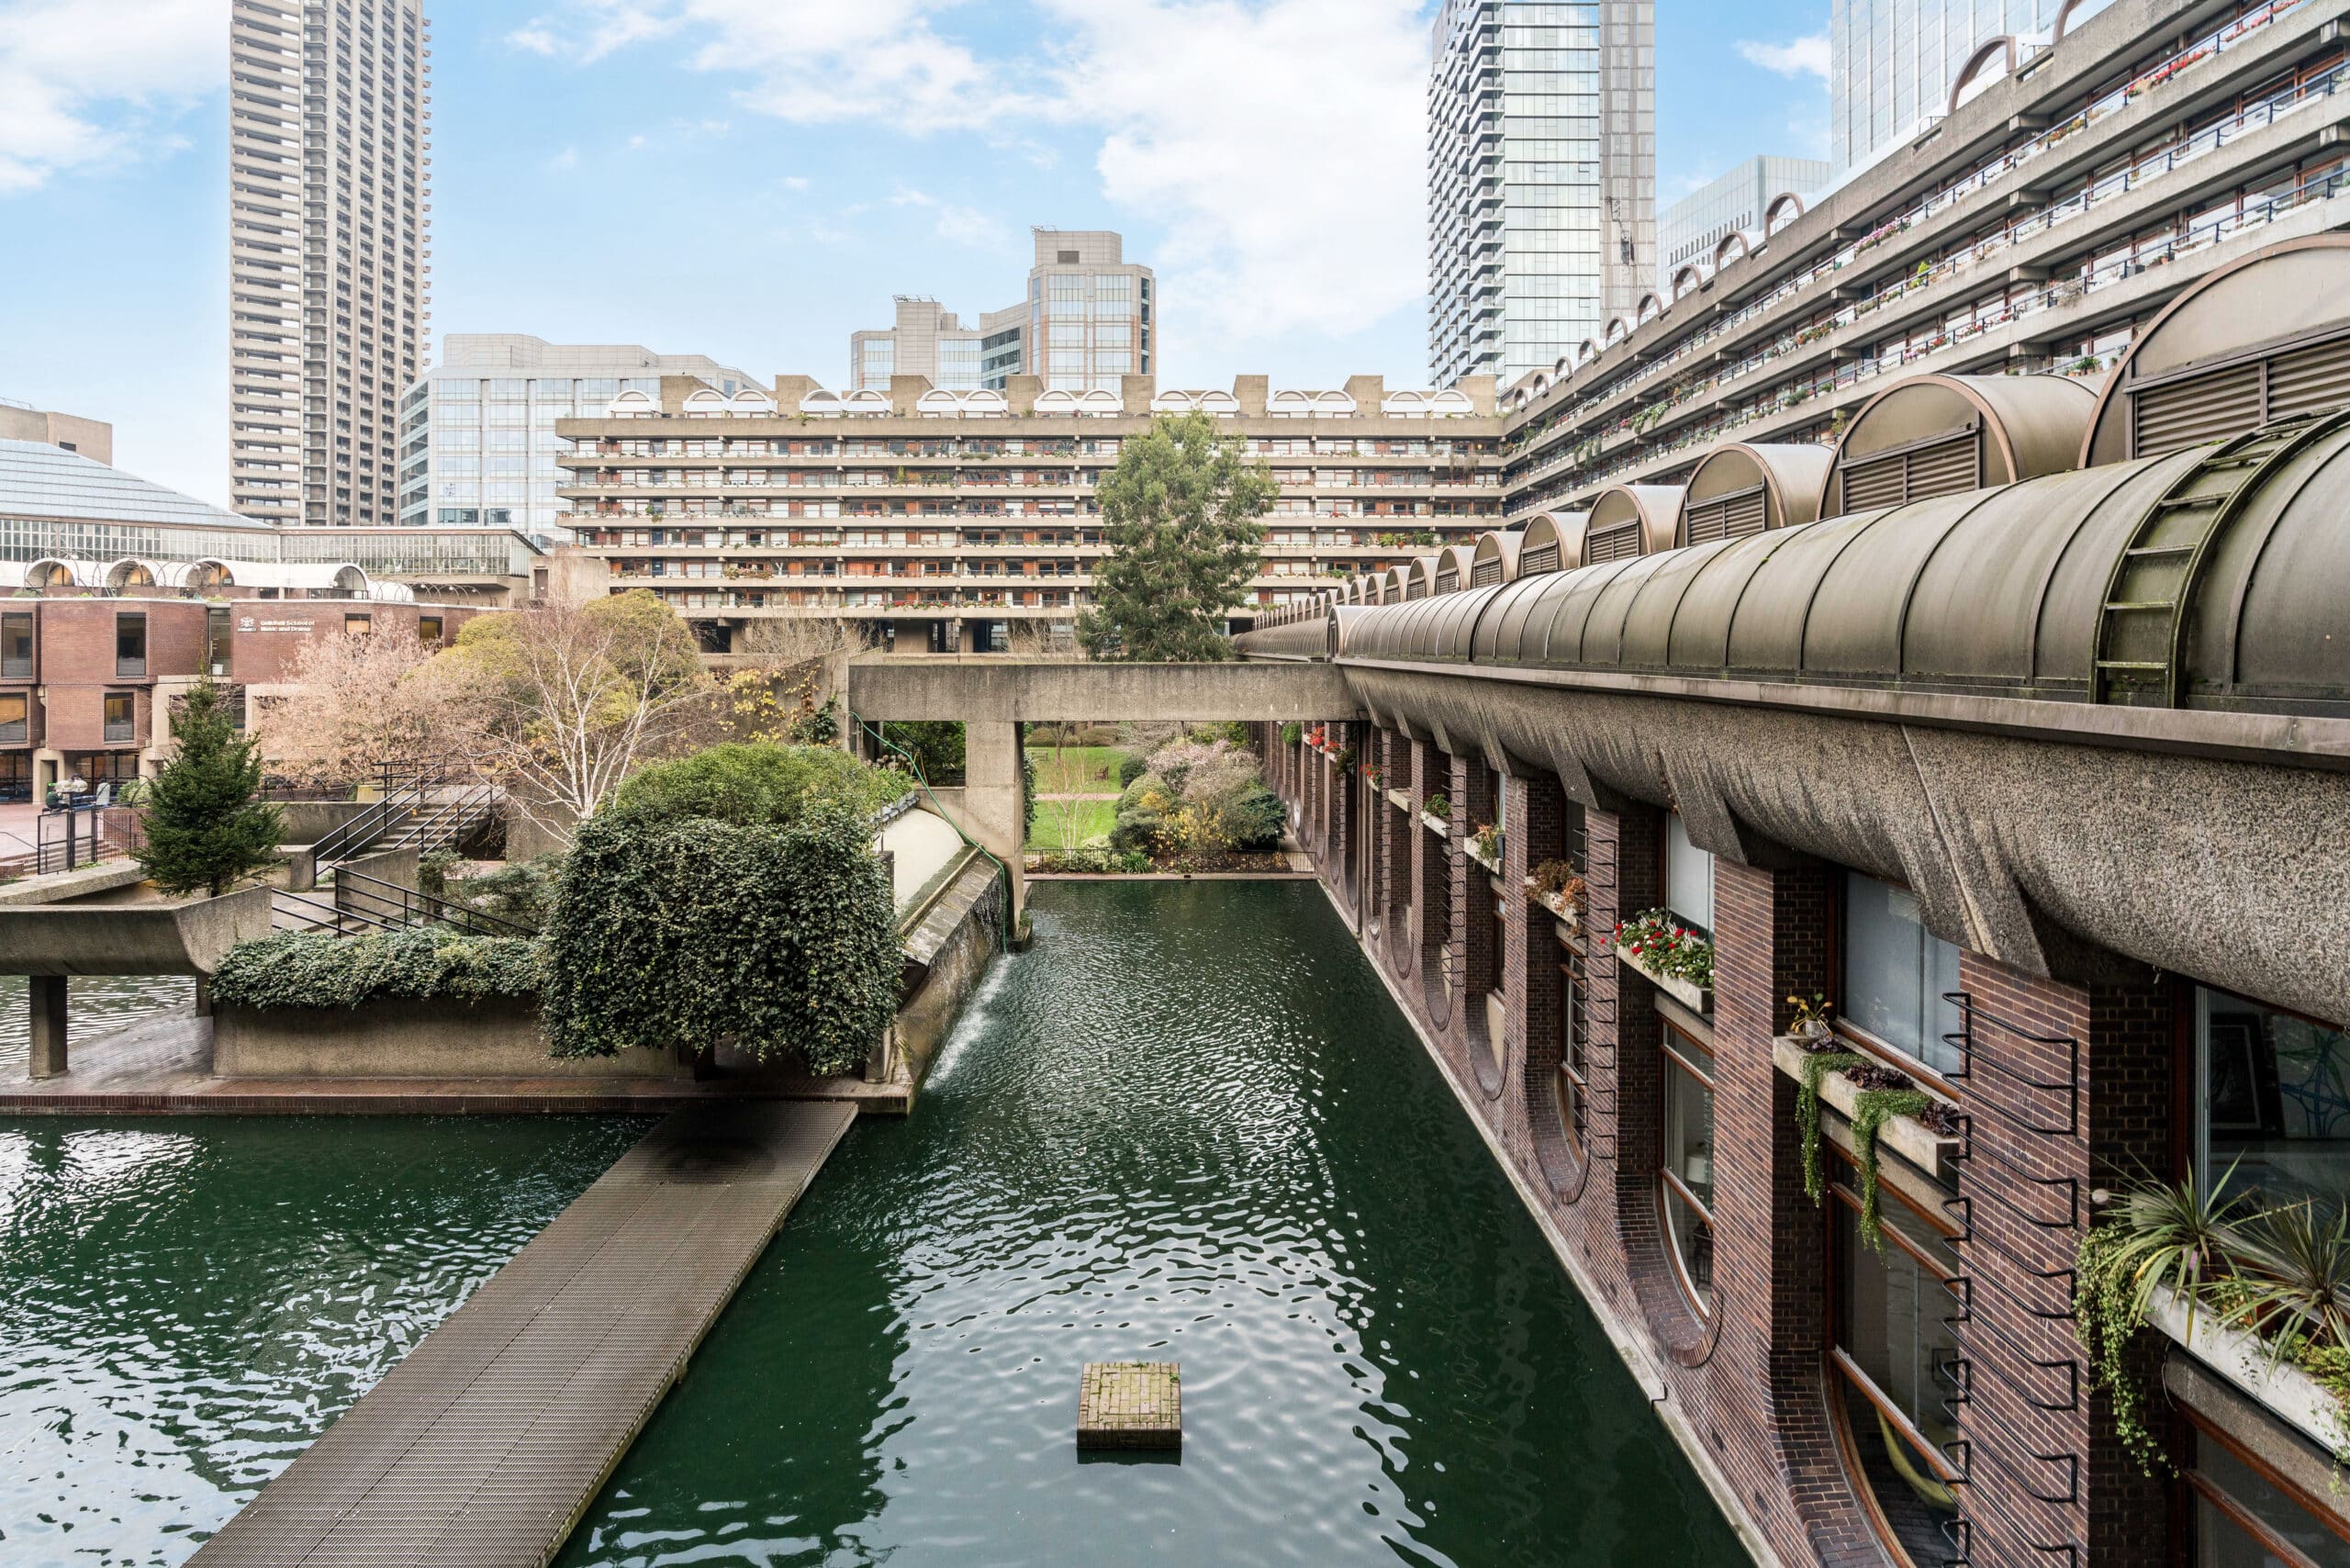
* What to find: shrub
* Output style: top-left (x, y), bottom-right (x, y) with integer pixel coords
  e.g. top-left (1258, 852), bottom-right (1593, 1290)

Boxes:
top-left (446, 852), bottom-right (566, 935)
top-left (611, 742), bottom-right (906, 829)
top-left (1187, 720), bottom-right (1247, 747)
top-left (1035, 846), bottom-right (1152, 874)
top-left (212, 927), bottom-right (542, 1011)
top-left (541, 802), bottom-right (897, 1075)
top-left (1117, 751), bottom-right (1150, 789)
top-left (1424, 792), bottom-right (1451, 821)
top-left (1076, 725), bottom-right (1121, 746)
top-left (136, 681), bottom-right (284, 896)
top-left (1225, 783), bottom-right (1285, 852)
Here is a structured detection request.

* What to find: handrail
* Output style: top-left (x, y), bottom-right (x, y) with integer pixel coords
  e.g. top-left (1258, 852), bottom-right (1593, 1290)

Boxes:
top-left (332, 866), bottom-right (532, 937)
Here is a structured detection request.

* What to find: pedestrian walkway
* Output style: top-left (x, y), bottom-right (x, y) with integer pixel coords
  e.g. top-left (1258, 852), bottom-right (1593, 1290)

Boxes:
top-left (188, 1100), bottom-right (856, 1566)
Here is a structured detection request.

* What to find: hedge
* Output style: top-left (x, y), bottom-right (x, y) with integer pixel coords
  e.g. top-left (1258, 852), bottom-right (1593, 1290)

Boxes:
top-left (210, 928), bottom-right (543, 1011)
top-left (610, 742), bottom-right (907, 830)
top-left (539, 800), bottom-right (897, 1075)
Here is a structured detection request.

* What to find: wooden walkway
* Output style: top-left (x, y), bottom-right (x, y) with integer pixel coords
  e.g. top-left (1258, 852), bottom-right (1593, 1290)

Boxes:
top-left (189, 1099), bottom-right (856, 1567)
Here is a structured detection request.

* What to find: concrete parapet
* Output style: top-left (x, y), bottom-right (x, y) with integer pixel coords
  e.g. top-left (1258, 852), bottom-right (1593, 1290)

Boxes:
top-left (210, 997), bottom-right (682, 1080)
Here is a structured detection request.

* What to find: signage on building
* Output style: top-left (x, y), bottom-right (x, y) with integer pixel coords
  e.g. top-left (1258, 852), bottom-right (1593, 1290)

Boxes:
top-left (239, 617), bottom-right (318, 633)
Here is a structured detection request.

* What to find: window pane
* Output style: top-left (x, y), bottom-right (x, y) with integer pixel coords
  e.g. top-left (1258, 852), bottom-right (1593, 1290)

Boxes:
top-left (1662, 1033), bottom-right (1715, 1310)
top-left (1665, 813), bottom-right (1713, 934)
top-left (2199, 988), bottom-right (2350, 1220)
top-left (1833, 1374), bottom-right (1962, 1566)
top-left (2195, 1430), bottom-right (2350, 1566)
top-left (1843, 872), bottom-right (1963, 1075)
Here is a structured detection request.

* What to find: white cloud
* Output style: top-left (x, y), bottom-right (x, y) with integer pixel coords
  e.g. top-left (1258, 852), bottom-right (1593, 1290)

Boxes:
top-left (1038, 0), bottom-right (1427, 346)
top-left (508, 27), bottom-right (561, 55)
top-left (781, 175), bottom-right (811, 191)
top-left (934, 203), bottom-right (1010, 250)
top-left (515, 0), bottom-right (1431, 352)
top-left (0, 0), bottom-right (218, 194)
top-left (1736, 33), bottom-right (1831, 82)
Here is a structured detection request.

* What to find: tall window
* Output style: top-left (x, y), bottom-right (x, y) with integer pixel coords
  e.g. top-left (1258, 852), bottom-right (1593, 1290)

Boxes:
top-left (419, 615), bottom-right (443, 644)
top-left (2, 612), bottom-right (30, 678)
top-left (2195, 987), bottom-right (2350, 1220)
top-left (0, 692), bottom-right (27, 745)
top-left (115, 613), bottom-right (147, 678)
top-left (1842, 872), bottom-right (1964, 1078)
top-left (1665, 812), bottom-right (1714, 936)
top-left (2186, 1410), bottom-right (2350, 1564)
top-left (1828, 1123), bottom-right (1963, 1567)
top-left (206, 607), bottom-right (231, 677)
top-left (1660, 1024), bottom-right (1715, 1314)
top-left (102, 692), bottom-right (135, 745)
top-left (1557, 950), bottom-right (1589, 1157)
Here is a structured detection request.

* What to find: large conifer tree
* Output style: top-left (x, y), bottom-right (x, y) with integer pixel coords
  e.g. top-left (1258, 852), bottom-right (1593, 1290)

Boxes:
top-left (134, 682), bottom-right (284, 896)
top-left (1077, 411), bottom-right (1278, 662)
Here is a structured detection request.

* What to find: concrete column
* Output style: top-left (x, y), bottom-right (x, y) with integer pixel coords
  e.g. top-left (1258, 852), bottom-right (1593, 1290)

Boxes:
top-left (28, 974), bottom-right (67, 1079)
top-left (963, 719), bottom-right (1028, 932)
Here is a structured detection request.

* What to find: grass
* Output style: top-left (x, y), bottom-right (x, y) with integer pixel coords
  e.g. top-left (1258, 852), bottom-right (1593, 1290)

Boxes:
top-left (1024, 745), bottom-right (1129, 796)
top-left (1027, 798), bottom-right (1118, 851)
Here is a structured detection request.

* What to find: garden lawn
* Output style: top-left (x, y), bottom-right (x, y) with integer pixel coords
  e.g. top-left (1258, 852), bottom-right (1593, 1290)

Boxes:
top-left (1027, 798), bottom-right (1118, 852)
top-left (1024, 745), bottom-right (1129, 796)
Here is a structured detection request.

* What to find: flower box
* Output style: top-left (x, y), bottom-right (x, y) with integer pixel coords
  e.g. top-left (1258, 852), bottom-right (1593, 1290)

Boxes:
top-left (1532, 887), bottom-right (1581, 931)
top-left (1617, 943), bottom-right (1710, 1013)
top-left (2148, 1283), bottom-right (2345, 1456)
top-left (1770, 1036), bottom-right (1958, 1173)
top-left (1466, 839), bottom-right (1500, 873)
top-left (1421, 811), bottom-right (1452, 837)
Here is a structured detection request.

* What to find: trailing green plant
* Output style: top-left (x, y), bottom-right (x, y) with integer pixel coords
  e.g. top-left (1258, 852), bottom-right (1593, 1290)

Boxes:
top-left (211, 927), bottom-right (543, 1011)
top-left (541, 801), bottom-right (898, 1075)
top-left (1281, 721), bottom-right (1303, 747)
top-left (135, 680), bottom-right (284, 897)
top-left (2076, 1219), bottom-right (2169, 1478)
top-left (1472, 822), bottom-right (1503, 863)
top-left (1331, 745), bottom-right (1356, 773)
top-left (1797, 1050), bottom-right (1868, 1204)
top-left (1424, 792), bottom-right (1451, 821)
top-left (1851, 1088), bottom-right (1934, 1250)
top-left (417, 846), bottom-right (463, 901)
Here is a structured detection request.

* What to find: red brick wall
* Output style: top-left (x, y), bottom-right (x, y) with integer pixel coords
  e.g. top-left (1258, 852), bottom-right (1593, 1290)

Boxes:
top-left (1264, 734), bottom-right (2185, 1568)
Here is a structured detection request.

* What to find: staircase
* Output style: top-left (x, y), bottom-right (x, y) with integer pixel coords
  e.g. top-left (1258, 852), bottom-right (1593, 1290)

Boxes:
top-left (271, 766), bottom-right (519, 938)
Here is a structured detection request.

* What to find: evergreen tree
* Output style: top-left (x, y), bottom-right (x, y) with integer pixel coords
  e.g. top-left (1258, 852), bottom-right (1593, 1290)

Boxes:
top-left (134, 682), bottom-right (284, 897)
top-left (1077, 411), bottom-right (1279, 662)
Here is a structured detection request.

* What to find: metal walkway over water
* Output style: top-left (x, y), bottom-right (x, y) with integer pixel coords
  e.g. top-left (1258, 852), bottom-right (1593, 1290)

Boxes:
top-left (189, 1100), bottom-right (856, 1567)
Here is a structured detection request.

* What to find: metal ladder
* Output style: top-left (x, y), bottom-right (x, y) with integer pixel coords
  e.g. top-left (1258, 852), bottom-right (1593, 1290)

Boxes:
top-left (2090, 409), bottom-right (2350, 705)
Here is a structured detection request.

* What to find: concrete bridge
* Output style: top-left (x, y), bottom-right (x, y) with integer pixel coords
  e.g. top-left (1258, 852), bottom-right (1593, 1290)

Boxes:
top-left (844, 657), bottom-right (1356, 921)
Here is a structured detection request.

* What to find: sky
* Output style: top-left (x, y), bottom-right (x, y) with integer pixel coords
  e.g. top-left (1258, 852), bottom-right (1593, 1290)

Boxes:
top-left (0, 0), bottom-right (1833, 509)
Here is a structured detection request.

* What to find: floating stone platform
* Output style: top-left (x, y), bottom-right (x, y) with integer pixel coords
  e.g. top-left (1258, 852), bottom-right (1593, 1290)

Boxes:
top-left (1078, 1361), bottom-right (1183, 1450)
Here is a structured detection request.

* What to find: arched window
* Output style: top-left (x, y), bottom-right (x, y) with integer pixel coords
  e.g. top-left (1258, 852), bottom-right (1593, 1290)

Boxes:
top-left (1826, 1125), bottom-right (1964, 1567)
top-left (1660, 1023), bottom-right (1716, 1316)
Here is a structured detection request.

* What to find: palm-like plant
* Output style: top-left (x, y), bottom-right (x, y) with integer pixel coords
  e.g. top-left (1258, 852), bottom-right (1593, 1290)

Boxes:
top-left (2098, 1164), bottom-right (2254, 1338)
top-left (2222, 1200), bottom-right (2350, 1363)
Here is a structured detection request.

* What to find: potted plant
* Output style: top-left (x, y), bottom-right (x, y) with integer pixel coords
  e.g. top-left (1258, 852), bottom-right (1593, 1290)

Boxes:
top-left (1528, 859), bottom-right (1583, 925)
top-left (1423, 791), bottom-right (1451, 823)
top-left (1612, 907), bottom-right (1713, 1011)
top-left (1787, 992), bottom-right (1834, 1044)
top-left (1471, 821), bottom-right (1503, 868)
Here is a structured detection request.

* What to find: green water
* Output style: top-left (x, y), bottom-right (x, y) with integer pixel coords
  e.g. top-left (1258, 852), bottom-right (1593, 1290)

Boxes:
top-left (560, 880), bottom-right (1741, 1566)
top-left (0, 880), bottom-right (1742, 1566)
top-left (0, 1116), bottom-right (651, 1562)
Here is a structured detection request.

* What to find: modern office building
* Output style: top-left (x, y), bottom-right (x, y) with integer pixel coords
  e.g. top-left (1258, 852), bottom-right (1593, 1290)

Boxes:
top-left (1830, 0), bottom-right (2070, 174)
top-left (0, 400), bottom-right (112, 465)
top-left (1427, 0), bottom-right (1657, 391)
top-left (229, 0), bottom-right (431, 528)
top-left (847, 230), bottom-right (1155, 396)
top-left (397, 335), bottom-right (757, 542)
top-left (1656, 155), bottom-right (1830, 294)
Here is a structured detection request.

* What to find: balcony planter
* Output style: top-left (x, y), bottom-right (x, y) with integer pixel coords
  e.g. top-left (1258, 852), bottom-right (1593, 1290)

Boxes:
top-left (1466, 838), bottom-right (1500, 874)
top-left (1422, 811), bottom-right (1452, 838)
top-left (1531, 886), bottom-right (1581, 933)
top-left (1618, 943), bottom-right (1711, 1014)
top-left (2147, 1283), bottom-right (2346, 1457)
top-left (1770, 1036), bottom-right (1958, 1175)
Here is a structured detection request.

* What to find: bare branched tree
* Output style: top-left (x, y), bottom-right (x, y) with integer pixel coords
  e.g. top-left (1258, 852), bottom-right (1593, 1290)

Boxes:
top-left (436, 591), bottom-right (711, 835)
top-left (262, 630), bottom-right (473, 788)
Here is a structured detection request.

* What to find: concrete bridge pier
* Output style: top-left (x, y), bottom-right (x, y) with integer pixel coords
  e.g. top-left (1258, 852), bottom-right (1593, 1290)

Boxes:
top-left (965, 720), bottom-right (1029, 933)
top-left (28, 975), bottom-right (66, 1079)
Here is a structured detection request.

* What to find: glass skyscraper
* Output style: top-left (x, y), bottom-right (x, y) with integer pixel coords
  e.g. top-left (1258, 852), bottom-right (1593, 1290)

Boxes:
top-left (1428, 0), bottom-right (1655, 390)
top-left (1830, 0), bottom-right (2071, 174)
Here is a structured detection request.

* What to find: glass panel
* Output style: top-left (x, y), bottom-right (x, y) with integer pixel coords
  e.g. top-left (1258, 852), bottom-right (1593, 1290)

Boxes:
top-left (1834, 1375), bottom-right (1962, 1566)
top-left (2, 613), bottom-right (31, 678)
top-left (1665, 813), bottom-right (1713, 935)
top-left (2195, 1431), bottom-right (2350, 1565)
top-left (115, 614), bottom-right (147, 673)
top-left (1843, 872), bottom-right (1964, 1076)
top-left (1662, 1035), bottom-right (1714, 1310)
top-left (2199, 988), bottom-right (2350, 1220)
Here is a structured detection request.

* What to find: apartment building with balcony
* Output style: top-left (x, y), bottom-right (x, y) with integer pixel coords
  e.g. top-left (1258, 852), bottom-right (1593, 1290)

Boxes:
top-left (550, 375), bottom-right (1502, 654)
top-left (1499, 0), bottom-right (2348, 525)
top-left (229, 0), bottom-right (431, 528)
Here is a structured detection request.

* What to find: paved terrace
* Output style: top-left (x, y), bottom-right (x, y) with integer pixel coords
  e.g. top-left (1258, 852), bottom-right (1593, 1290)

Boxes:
top-left (190, 1101), bottom-right (856, 1567)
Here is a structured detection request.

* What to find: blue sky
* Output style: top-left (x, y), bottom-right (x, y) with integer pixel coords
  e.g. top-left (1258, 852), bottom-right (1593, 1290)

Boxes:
top-left (0, 0), bottom-right (1831, 508)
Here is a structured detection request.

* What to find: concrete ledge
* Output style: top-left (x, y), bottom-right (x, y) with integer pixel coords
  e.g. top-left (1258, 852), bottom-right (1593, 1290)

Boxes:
top-left (0, 881), bottom-right (277, 975)
top-left (847, 657), bottom-right (1360, 723)
top-left (1769, 1036), bottom-right (1959, 1174)
top-left (212, 996), bottom-right (684, 1080)
top-left (0, 860), bottom-right (149, 906)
